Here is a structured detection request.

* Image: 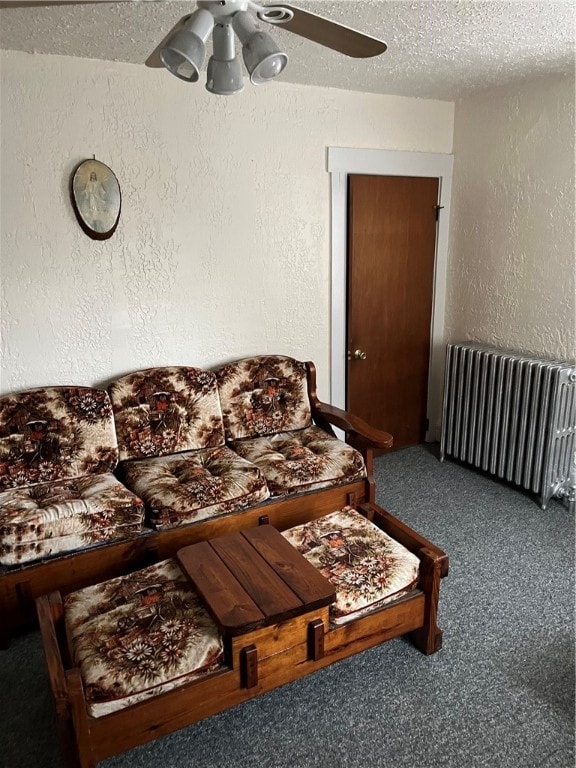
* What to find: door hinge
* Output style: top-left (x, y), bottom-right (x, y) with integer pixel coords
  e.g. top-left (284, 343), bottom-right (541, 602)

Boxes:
top-left (434, 205), bottom-right (444, 221)
top-left (424, 417), bottom-right (430, 432)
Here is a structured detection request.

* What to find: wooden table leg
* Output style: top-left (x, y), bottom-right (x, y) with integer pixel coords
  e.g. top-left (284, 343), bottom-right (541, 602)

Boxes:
top-left (307, 618), bottom-right (325, 661)
top-left (240, 645), bottom-right (258, 689)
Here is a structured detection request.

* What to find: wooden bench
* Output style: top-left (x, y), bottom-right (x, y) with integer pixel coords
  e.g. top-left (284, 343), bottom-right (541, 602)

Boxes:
top-left (37, 502), bottom-right (448, 768)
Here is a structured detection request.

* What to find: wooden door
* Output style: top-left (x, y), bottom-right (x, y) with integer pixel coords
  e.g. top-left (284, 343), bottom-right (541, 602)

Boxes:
top-left (347, 174), bottom-right (439, 449)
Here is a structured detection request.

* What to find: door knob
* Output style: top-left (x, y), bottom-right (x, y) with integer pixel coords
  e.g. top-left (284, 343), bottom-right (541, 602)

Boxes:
top-left (348, 349), bottom-right (367, 361)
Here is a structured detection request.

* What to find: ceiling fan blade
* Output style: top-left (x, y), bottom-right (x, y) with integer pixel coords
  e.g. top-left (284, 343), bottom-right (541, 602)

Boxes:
top-left (145, 13), bottom-right (190, 69)
top-left (259, 4), bottom-right (387, 59)
top-left (0, 1), bottom-right (158, 6)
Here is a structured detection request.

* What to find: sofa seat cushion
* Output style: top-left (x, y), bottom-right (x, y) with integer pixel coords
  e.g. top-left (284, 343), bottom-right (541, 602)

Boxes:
top-left (230, 426), bottom-right (366, 497)
top-left (121, 446), bottom-right (270, 530)
top-left (64, 559), bottom-right (225, 717)
top-left (0, 474), bottom-right (145, 566)
top-left (283, 507), bottom-right (420, 624)
top-left (215, 356), bottom-right (312, 441)
top-left (109, 367), bottom-right (226, 462)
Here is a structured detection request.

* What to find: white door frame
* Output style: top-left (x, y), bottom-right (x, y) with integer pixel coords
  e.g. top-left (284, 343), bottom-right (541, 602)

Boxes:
top-left (328, 147), bottom-right (454, 442)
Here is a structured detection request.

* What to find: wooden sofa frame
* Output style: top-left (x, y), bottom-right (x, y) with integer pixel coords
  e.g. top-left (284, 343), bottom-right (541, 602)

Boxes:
top-left (37, 502), bottom-right (448, 768)
top-left (1, 362), bottom-right (392, 643)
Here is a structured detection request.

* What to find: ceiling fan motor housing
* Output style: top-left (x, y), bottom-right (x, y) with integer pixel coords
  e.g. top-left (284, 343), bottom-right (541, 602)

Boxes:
top-left (197, 0), bottom-right (251, 21)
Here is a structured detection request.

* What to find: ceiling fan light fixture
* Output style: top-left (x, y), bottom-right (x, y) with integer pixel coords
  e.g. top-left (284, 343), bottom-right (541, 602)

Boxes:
top-left (160, 9), bottom-right (214, 83)
top-left (233, 11), bottom-right (288, 85)
top-left (206, 22), bottom-right (244, 96)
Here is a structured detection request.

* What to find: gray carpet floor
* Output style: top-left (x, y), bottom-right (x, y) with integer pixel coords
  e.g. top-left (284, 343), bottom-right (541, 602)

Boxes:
top-left (1, 445), bottom-right (574, 768)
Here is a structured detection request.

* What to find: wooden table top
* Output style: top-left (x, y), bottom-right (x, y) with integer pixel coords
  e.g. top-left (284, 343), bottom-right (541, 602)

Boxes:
top-left (177, 525), bottom-right (336, 637)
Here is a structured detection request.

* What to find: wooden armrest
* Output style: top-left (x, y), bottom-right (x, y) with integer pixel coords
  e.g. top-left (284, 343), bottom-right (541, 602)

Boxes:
top-left (304, 360), bottom-right (392, 450)
top-left (312, 401), bottom-right (393, 449)
top-left (359, 503), bottom-right (449, 578)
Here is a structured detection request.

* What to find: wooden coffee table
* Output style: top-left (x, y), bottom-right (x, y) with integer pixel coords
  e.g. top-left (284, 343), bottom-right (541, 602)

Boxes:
top-left (36, 505), bottom-right (448, 768)
top-left (177, 525), bottom-right (336, 687)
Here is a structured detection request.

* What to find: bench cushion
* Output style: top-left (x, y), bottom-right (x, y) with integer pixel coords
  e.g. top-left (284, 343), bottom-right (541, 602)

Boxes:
top-left (121, 446), bottom-right (269, 530)
top-left (0, 474), bottom-right (145, 566)
top-left (64, 559), bottom-right (225, 717)
top-left (0, 387), bottom-right (118, 492)
top-left (109, 367), bottom-right (225, 462)
top-left (283, 507), bottom-right (420, 624)
top-left (215, 356), bottom-right (312, 441)
top-left (230, 426), bottom-right (366, 496)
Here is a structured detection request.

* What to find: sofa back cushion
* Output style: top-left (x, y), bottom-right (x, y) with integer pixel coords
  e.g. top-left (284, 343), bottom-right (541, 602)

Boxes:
top-left (0, 387), bottom-right (118, 491)
top-left (215, 356), bottom-right (312, 441)
top-left (109, 367), bottom-right (225, 461)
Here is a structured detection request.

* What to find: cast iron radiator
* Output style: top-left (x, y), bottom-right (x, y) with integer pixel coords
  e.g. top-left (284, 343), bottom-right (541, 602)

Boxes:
top-left (440, 342), bottom-right (576, 511)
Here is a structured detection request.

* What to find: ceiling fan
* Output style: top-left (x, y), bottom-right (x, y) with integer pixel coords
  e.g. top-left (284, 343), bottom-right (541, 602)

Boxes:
top-left (2, 0), bottom-right (388, 95)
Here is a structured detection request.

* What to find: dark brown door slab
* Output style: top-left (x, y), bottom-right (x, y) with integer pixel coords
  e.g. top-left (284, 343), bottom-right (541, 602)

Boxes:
top-left (347, 174), bottom-right (439, 449)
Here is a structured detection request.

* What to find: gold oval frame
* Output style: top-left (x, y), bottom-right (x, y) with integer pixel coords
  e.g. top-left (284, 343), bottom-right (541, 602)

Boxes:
top-left (71, 159), bottom-right (121, 240)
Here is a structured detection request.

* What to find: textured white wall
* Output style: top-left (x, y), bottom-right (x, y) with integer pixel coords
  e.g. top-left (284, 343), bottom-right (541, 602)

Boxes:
top-left (446, 74), bottom-right (575, 361)
top-left (0, 50), bottom-right (454, 398)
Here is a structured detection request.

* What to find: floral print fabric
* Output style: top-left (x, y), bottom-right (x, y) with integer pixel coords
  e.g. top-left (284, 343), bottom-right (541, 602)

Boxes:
top-left (109, 367), bottom-right (225, 462)
top-left (215, 356), bottom-right (312, 441)
top-left (283, 507), bottom-right (420, 624)
top-left (64, 559), bottom-right (225, 717)
top-left (121, 446), bottom-right (269, 530)
top-left (230, 426), bottom-right (366, 496)
top-left (0, 387), bottom-right (118, 492)
top-left (0, 474), bottom-right (145, 566)
top-left (0, 386), bottom-right (143, 565)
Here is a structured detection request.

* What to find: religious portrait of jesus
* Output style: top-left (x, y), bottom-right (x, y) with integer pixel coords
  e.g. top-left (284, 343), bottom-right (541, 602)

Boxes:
top-left (72, 159), bottom-right (121, 236)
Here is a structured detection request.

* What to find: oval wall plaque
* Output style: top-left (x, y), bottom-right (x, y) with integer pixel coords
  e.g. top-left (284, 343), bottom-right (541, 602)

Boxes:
top-left (71, 159), bottom-right (121, 240)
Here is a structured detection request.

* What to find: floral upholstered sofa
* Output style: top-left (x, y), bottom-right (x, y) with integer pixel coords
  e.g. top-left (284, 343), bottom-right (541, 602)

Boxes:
top-left (1, 355), bottom-right (392, 641)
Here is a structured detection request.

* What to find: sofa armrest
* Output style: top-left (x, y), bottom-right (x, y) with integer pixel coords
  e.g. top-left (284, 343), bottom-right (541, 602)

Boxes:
top-left (304, 361), bottom-right (393, 450)
top-left (311, 400), bottom-right (393, 450)
top-left (304, 360), bottom-right (392, 505)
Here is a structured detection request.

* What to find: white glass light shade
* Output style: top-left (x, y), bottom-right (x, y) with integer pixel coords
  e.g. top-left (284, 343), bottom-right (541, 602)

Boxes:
top-left (160, 9), bottom-right (214, 82)
top-left (206, 58), bottom-right (245, 95)
top-left (243, 33), bottom-right (288, 84)
top-left (232, 12), bottom-right (288, 85)
top-left (206, 23), bottom-right (244, 95)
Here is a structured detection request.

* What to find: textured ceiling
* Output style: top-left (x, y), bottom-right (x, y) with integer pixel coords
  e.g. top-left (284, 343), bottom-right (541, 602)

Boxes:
top-left (0, 0), bottom-right (574, 99)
